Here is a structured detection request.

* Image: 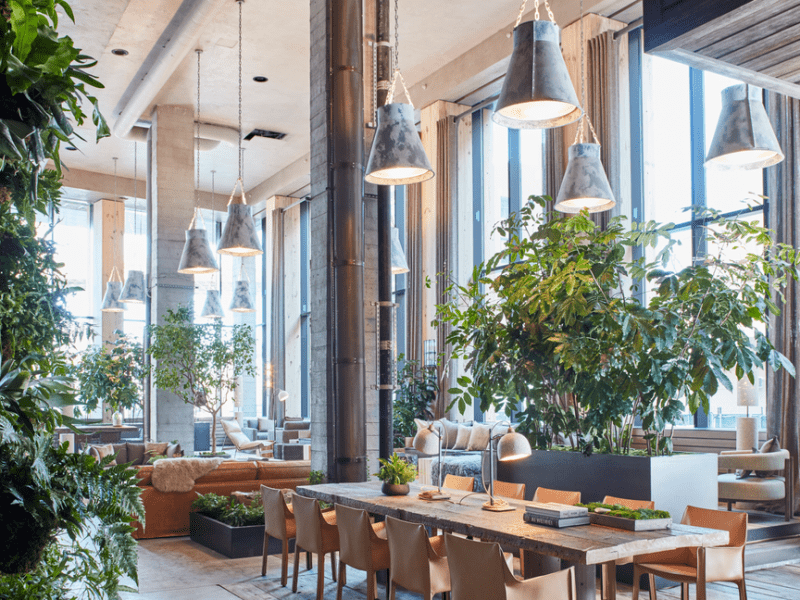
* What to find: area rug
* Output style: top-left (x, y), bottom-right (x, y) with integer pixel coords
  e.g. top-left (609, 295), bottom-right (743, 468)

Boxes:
top-left (151, 457), bottom-right (224, 492)
top-left (220, 566), bottom-right (388, 600)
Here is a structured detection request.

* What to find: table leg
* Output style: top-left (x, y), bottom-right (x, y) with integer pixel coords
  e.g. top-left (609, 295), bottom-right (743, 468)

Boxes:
top-left (521, 550), bottom-right (561, 579)
top-left (602, 562), bottom-right (617, 600)
top-left (562, 561), bottom-right (596, 600)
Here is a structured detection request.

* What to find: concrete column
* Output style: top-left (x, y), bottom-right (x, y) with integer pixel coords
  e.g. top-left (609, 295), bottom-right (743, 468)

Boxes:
top-left (148, 104), bottom-right (196, 448)
top-left (93, 197), bottom-right (125, 422)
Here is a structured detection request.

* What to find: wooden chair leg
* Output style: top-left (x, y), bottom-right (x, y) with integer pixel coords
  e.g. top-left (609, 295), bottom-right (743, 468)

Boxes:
top-left (386, 569), bottom-right (391, 600)
top-left (292, 545), bottom-right (301, 592)
top-left (632, 566), bottom-right (640, 600)
top-left (681, 582), bottom-right (689, 600)
top-left (331, 551), bottom-right (337, 582)
top-left (280, 538), bottom-right (289, 587)
top-left (366, 569), bottom-right (376, 600)
top-left (336, 560), bottom-right (345, 600)
top-left (389, 581), bottom-right (396, 600)
top-left (601, 563), bottom-right (616, 600)
top-left (307, 549), bottom-right (313, 570)
top-left (648, 574), bottom-right (657, 600)
top-left (737, 579), bottom-right (748, 600)
top-left (261, 533), bottom-right (269, 577)
top-left (697, 580), bottom-right (707, 600)
top-left (317, 553), bottom-right (326, 600)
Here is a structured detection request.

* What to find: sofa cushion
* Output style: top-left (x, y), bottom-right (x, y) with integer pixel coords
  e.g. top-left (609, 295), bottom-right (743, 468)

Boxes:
top-left (166, 442), bottom-right (183, 458)
top-left (258, 417), bottom-right (271, 431)
top-left (195, 460), bottom-right (259, 484)
top-left (283, 419), bottom-right (310, 431)
top-left (453, 425), bottom-right (471, 450)
top-left (112, 443), bottom-right (128, 464)
top-left (127, 442), bottom-right (146, 465)
top-left (439, 418), bottom-right (460, 449)
top-left (89, 443), bottom-right (118, 465)
top-left (135, 465), bottom-right (153, 486)
top-left (755, 437), bottom-right (782, 478)
top-left (467, 423), bottom-right (491, 451)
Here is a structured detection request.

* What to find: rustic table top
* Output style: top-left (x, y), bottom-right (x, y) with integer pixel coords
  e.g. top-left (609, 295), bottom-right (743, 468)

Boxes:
top-left (296, 481), bottom-right (729, 565)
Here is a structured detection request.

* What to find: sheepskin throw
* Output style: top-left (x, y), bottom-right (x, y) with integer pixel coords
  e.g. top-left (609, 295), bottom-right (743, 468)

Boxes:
top-left (151, 457), bottom-right (224, 493)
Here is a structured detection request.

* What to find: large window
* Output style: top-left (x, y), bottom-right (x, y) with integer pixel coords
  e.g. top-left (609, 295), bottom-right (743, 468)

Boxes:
top-left (635, 40), bottom-right (766, 429)
top-left (123, 202), bottom-right (146, 341)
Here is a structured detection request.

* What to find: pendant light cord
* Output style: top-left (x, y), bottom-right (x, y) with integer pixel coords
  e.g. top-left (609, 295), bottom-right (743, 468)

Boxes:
top-left (111, 157), bottom-right (121, 282)
top-left (211, 169), bottom-right (217, 286)
top-left (575, 0), bottom-right (599, 145)
top-left (516, 0), bottom-right (554, 27)
top-left (386, 0), bottom-right (413, 107)
top-left (238, 0), bottom-right (243, 183)
top-left (196, 49), bottom-right (202, 213)
top-left (133, 142), bottom-right (138, 237)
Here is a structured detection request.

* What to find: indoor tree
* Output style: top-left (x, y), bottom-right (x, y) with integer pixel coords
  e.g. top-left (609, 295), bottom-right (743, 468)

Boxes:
top-left (148, 307), bottom-right (256, 455)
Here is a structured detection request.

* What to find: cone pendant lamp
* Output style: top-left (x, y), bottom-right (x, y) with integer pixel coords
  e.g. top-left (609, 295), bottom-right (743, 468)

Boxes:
top-left (555, 143), bottom-right (615, 213)
top-left (229, 262), bottom-right (256, 313)
top-left (391, 227), bottom-right (410, 274)
top-left (178, 210), bottom-right (219, 273)
top-left (102, 157), bottom-right (126, 313)
top-left (705, 84), bottom-right (784, 170)
top-left (120, 270), bottom-right (146, 303)
top-left (201, 289), bottom-right (224, 319)
top-left (101, 279), bottom-right (125, 313)
top-left (493, 4), bottom-right (581, 129)
top-left (365, 103), bottom-right (434, 185)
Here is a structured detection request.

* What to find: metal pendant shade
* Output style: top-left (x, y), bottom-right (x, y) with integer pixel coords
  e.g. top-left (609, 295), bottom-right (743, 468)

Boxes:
top-left (101, 281), bottom-right (125, 313)
top-left (120, 270), bottom-right (146, 303)
top-left (391, 227), bottom-right (410, 274)
top-left (218, 202), bottom-right (263, 256)
top-left (200, 289), bottom-right (224, 319)
top-left (178, 224), bottom-right (219, 274)
top-left (494, 19), bottom-right (582, 130)
top-left (555, 143), bottom-right (616, 213)
top-left (365, 103), bottom-right (435, 185)
top-left (229, 279), bottom-right (255, 312)
top-left (705, 84), bottom-right (784, 170)
top-left (497, 428), bottom-right (532, 461)
top-left (413, 423), bottom-right (441, 455)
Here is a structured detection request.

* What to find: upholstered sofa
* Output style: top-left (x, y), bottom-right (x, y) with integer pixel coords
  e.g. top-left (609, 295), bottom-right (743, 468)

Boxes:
top-left (241, 417), bottom-right (311, 443)
top-left (132, 459), bottom-right (311, 539)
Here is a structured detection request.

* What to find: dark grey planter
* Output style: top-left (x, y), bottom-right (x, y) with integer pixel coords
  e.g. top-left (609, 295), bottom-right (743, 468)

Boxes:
top-left (189, 512), bottom-right (292, 559)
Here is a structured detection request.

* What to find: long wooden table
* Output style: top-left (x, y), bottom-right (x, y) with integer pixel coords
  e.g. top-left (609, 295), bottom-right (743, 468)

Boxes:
top-left (297, 482), bottom-right (729, 600)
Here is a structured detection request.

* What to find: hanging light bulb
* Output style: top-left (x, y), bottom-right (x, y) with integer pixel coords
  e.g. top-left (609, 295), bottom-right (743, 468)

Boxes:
top-left (102, 157), bottom-right (126, 313)
top-left (218, 1), bottom-right (263, 256)
top-left (705, 84), bottom-right (784, 170)
top-left (493, 0), bottom-right (581, 129)
top-left (364, 0), bottom-right (434, 185)
top-left (121, 142), bottom-right (146, 303)
top-left (555, 0), bottom-right (615, 214)
top-left (201, 290), bottom-right (224, 319)
top-left (391, 227), bottom-right (409, 274)
top-left (179, 50), bottom-right (219, 274)
top-left (230, 261), bottom-right (255, 313)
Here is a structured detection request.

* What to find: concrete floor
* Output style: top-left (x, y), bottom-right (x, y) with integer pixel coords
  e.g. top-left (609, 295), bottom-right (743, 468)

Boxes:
top-left (121, 536), bottom-right (800, 600)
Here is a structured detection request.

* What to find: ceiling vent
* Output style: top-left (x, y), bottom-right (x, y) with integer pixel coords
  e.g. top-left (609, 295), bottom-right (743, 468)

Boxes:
top-left (244, 129), bottom-right (287, 141)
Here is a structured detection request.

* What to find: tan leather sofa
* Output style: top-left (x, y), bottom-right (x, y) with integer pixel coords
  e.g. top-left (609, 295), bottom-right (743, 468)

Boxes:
top-left (133, 460), bottom-right (311, 539)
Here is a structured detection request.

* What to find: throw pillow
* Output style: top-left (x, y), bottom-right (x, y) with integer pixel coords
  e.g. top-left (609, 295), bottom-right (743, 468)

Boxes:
top-left (414, 418), bottom-right (430, 437)
top-left (221, 419), bottom-right (242, 434)
top-left (90, 443), bottom-right (117, 466)
top-left (755, 436), bottom-right (782, 478)
top-left (145, 441), bottom-right (169, 462)
top-left (453, 425), bottom-right (471, 450)
top-left (166, 442), bottom-right (183, 458)
top-left (112, 443), bottom-right (128, 465)
top-left (467, 423), bottom-right (491, 451)
top-left (439, 418), bottom-right (459, 449)
top-left (126, 442), bottom-right (146, 466)
top-left (257, 417), bottom-right (271, 432)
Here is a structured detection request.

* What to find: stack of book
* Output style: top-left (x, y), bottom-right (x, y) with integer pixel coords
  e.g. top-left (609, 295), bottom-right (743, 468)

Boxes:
top-left (523, 502), bottom-right (590, 528)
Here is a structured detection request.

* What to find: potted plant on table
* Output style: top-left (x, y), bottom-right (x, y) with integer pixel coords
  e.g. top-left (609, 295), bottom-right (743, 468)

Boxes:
top-left (436, 196), bottom-right (799, 517)
top-left (374, 453), bottom-right (417, 496)
top-left (148, 307), bottom-right (256, 456)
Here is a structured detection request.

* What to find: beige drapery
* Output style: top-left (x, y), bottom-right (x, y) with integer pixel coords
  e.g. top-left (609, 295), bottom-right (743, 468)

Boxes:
top-left (269, 208), bottom-right (285, 427)
top-left (765, 91), bottom-right (800, 516)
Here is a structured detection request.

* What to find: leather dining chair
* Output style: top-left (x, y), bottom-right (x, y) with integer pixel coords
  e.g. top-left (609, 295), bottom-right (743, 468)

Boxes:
top-left (632, 506), bottom-right (748, 600)
top-left (445, 533), bottom-right (576, 600)
top-left (443, 474), bottom-right (475, 492)
top-left (261, 485), bottom-right (311, 585)
top-left (492, 480), bottom-right (525, 500)
top-left (335, 504), bottom-right (391, 600)
top-left (533, 487), bottom-right (581, 505)
top-left (385, 516), bottom-right (451, 600)
top-left (292, 494), bottom-right (340, 600)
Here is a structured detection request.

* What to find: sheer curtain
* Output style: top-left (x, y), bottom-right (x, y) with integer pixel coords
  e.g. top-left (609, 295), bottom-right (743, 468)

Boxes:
top-left (269, 208), bottom-right (285, 427)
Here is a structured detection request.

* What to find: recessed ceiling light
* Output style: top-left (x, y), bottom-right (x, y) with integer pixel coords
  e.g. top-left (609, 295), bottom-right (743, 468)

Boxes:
top-left (111, 49), bottom-right (129, 56)
top-left (65, 146), bottom-right (78, 151)
top-left (253, 76), bottom-right (268, 83)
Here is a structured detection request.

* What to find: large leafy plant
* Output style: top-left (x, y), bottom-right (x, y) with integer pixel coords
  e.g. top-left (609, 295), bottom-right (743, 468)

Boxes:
top-left (148, 307), bottom-right (256, 455)
top-left (392, 357), bottom-right (436, 447)
top-left (437, 196), bottom-right (798, 455)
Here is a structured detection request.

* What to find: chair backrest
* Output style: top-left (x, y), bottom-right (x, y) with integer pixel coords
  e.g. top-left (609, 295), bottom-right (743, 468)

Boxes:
top-left (681, 505), bottom-right (748, 547)
top-left (221, 419), bottom-right (249, 449)
top-left (493, 480), bottom-right (525, 500)
top-left (336, 503), bottom-right (374, 572)
top-left (443, 474), bottom-right (475, 492)
top-left (292, 493), bottom-right (324, 552)
top-left (261, 485), bottom-right (290, 539)
top-left (444, 533), bottom-right (511, 600)
top-left (533, 487), bottom-right (581, 505)
top-left (385, 516), bottom-right (433, 593)
top-left (521, 567), bottom-right (576, 600)
top-left (602, 495), bottom-right (655, 510)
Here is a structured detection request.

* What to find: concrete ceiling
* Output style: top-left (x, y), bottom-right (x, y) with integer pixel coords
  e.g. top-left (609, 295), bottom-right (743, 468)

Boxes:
top-left (57, 0), bottom-right (637, 200)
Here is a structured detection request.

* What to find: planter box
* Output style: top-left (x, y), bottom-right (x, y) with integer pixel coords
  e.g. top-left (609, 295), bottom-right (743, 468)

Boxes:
top-left (189, 513), bottom-right (292, 559)
top-left (496, 450), bottom-right (718, 529)
top-left (588, 512), bottom-right (672, 531)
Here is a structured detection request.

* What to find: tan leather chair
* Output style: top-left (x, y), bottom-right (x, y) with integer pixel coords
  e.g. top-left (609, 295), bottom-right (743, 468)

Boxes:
top-left (633, 506), bottom-right (748, 600)
top-left (261, 485), bottom-right (310, 585)
top-left (533, 487), bottom-right (581, 505)
top-left (445, 533), bottom-right (576, 600)
top-left (335, 504), bottom-right (390, 600)
top-left (493, 480), bottom-right (525, 500)
top-left (292, 494), bottom-right (340, 600)
top-left (385, 516), bottom-right (450, 600)
top-left (602, 495), bottom-right (655, 510)
top-left (443, 474), bottom-right (474, 492)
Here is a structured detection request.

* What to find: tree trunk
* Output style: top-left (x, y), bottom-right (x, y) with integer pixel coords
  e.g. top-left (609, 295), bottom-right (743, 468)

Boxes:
top-left (211, 413), bottom-right (217, 455)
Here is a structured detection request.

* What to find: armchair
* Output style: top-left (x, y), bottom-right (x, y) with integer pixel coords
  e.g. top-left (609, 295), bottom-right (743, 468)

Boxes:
top-left (718, 449), bottom-right (794, 520)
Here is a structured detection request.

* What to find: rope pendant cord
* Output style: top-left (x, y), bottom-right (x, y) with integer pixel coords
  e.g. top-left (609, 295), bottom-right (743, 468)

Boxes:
top-left (386, 0), bottom-right (414, 107)
top-left (515, 0), bottom-right (555, 27)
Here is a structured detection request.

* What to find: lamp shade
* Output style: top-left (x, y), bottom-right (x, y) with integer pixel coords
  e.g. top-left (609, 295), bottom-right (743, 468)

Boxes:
top-left (737, 377), bottom-right (759, 407)
top-left (555, 143), bottom-right (616, 213)
top-left (391, 227), bottom-right (410, 274)
top-left (365, 103), bottom-right (435, 185)
top-left (494, 19), bottom-right (581, 130)
top-left (497, 428), bottom-right (532, 462)
top-left (101, 281), bottom-right (125, 313)
top-left (413, 423), bottom-right (441, 455)
top-left (278, 389), bottom-right (289, 402)
top-left (178, 228), bottom-right (219, 274)
top-left (705, 84), bottom-right (784, 170)
top-left (218, 203), bottom-right (263, 256)
top-left (200, 289), bottom-right (224, 319)
top-left (229, 279), bottom-right (255, 312)
top-left (120, 270), bottom-right (146, 303)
